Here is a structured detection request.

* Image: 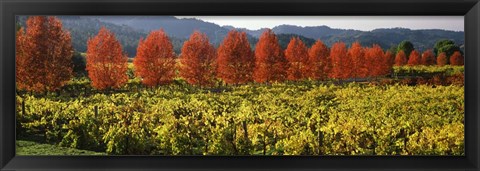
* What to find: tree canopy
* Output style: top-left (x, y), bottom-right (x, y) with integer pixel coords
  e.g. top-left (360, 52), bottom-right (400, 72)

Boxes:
top-left (397, 41), bottom-right (415, 58)
top-left (86, 27), bottom-right (128, 90)
top-left (16, 16), bottom-right (74, 93)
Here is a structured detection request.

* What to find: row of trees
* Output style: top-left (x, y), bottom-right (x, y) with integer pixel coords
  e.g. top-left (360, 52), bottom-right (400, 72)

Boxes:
top-left (393, 49), bottom-right (464, 67)
top-left (16, 16), bottom-right (465, 92)
top-left (394, 39), bottom-right (463, 64)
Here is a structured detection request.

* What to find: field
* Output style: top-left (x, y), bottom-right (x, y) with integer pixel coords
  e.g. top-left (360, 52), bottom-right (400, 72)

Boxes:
top-left (16, 140), bottom-right (105, 155)
top-left (16, 66), bottom-right (465, 155)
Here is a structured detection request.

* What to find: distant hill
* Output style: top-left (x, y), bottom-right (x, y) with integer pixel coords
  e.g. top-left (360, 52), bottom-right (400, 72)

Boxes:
top-left (17, 16), bottom-right (464, 56)
top-left (269, 25), bottom-right (464, 51)
top-left (276, 34), bottom-right (316, 49)
top-left (93, 16), bottom-right (465, 52)
top-left (95, 16), bottom-right (231, 47)
top-left (273, 25), bottom-right (362, 40)
top-left (17, 16), bottom-right (185, 56)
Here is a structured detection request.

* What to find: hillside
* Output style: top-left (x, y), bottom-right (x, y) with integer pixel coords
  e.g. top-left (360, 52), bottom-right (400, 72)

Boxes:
top-left (17, 16), bottom-right (464, 56)
top-left (269, 25), bottom-right (463, 51)
top-left (95, 16), bottom-right (233, 47)
top-left (276, 34), bottom-right (316, 49)
top-left (17, 16), bottom-right (185, 56)
top-left (96, 16), bottom-right (463, 52)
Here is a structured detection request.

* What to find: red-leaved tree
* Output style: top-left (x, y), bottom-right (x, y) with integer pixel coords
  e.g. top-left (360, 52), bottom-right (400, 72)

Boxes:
top-left (407, 50), bottom-right (421, 66)
top-left (134, 29), bottom-right (176, 87)
top-left (381, 50), bottom-right (395, 76)
top-left (307, 40), bottom-right (331, 80)
top-left (253, 29), bottom-right (287, 83)
top-left (179, 31), bottom-right (217, 87)
top-left (348, 42), bottom-right (366, 79)
top-left (285, 37), bottom-right (309, 81)
top-left (420, 49), bottom-right (436, 66)
top-left (86, 27), bottom-right (128, 90)
top-left (449, 51), bottom-right (464, 66)
top-left (16, 27), bottom-right (27, 89)
top-left (394, 50), bottom-right (407, 66)
top-left (365, 44), bottom-right (385, 77)
top-left (329, 42), bottom-right (351, 80)
top-left (16, 16), bottom-right (74, 93)
top-left (217, 30), bottom-right (254, 85)
top-left (436, 52), bottom-right (448, 66)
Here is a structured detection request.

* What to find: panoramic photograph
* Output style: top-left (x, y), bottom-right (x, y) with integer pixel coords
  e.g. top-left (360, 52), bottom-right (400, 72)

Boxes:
top-left (15, 16), bottom-right (464, 156)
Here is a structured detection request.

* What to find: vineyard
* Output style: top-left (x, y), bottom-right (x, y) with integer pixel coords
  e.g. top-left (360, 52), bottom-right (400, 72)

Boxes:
top-left (15, 16), bottom-right (465, 156)
top-left (393, 65), bottom-right (464, 77)
top-left (16, 66), bottom-right (464, 155)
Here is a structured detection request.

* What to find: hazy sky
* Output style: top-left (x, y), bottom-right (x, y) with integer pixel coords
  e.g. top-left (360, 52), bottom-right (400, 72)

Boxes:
top-left (175, 16), bottom-right (464, 31)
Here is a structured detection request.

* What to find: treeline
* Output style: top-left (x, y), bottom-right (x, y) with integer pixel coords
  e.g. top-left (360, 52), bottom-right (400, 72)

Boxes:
top-left (16, 16), bottom-right (465, 93)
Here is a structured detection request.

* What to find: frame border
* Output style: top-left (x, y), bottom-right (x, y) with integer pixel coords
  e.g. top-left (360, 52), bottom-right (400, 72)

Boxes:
top-left (1, 0), bottom-right (479, 170)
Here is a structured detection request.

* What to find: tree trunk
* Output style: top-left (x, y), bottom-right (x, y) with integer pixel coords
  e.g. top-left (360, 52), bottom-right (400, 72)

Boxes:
top-left (242, 121), bottom-right (248, 142)
top-left (22, 100), bottom-right (26, 116)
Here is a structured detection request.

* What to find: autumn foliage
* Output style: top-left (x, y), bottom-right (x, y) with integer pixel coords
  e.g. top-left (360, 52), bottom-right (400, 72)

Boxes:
top-left (16, 16), bottom-right (74, 93)
top-left (179, 31), bottom-right (217, 86)
top-left (407, 50), bottom-right (421, 66)
top-left (436, 52), bottom-right (448, 66)
top-left (217, 30), bottom-right (255, 85)
top-left (394, 50), bottom-right (407, 66)
top-left (421, 50), bottom-right (436, 66)
top-left (449, 51), bottom-right (464, 66)
top-left (86, 27), bottom-right (128, 90)
top-left (329, 42), bottom-right (351, 80)
top-left (253, 29), bottom-right (287, 83)
top-left (348, 42), bottom-right (366, 78)
top-left (285, 37), bottom-right (309, 81)
top-left (308, 40), bottom-right (331, 80)
top-left (134, 29), bottom-right (176, 87)
top-left (17, 16), bottom-right (463, 91)
top-left (365, 44), bottom-right (385, 77)
top-left (382, 51), bottom-right (395, 76)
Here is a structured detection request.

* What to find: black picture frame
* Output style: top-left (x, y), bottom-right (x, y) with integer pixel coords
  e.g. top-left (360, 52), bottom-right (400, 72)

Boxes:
top-left (1, 0), bottom-right (479, 170)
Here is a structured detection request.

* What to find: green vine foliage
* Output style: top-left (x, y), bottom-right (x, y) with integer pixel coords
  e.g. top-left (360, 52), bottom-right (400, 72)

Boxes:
top-left (393, 65), bottom-right (464, 77)
top-left (17, 80), bottom-right (464, 155)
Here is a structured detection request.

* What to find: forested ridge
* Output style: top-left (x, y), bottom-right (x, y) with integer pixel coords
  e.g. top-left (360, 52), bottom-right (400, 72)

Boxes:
top-left (17, 16), bottom-right (464, 57)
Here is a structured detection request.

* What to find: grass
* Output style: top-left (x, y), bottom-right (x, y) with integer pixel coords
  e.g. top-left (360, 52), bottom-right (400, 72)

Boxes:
top-left (16, 140), bottom-right (106, 155)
